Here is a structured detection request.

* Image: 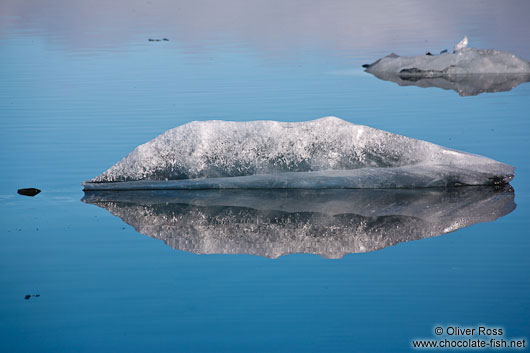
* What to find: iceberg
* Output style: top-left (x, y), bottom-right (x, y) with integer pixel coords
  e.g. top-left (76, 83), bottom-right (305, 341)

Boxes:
top-left (364, 48), bottom-right (530, 95)
top-left (83, 117), bottom-right (514, 190)
top-left (82, 186), bottom-right (516, 258)
top-left (364, 48), bottom-right (530, 75)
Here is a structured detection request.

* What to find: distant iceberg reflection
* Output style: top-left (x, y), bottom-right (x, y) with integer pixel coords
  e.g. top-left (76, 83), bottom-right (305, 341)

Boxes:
top-left (366, 72), bottom-right (530, 96)
top-left (82, 186), bottom-right (515, 258)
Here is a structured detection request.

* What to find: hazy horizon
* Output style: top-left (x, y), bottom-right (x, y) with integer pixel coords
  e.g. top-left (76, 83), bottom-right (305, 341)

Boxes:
top-left (1, 0), bottom-right (530, 58)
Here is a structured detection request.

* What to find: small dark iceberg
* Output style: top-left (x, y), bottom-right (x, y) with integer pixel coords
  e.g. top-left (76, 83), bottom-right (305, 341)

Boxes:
top-left (82, 186), bottom-right (515, 258)
top-left (363, 47), bottom-right (530, 96)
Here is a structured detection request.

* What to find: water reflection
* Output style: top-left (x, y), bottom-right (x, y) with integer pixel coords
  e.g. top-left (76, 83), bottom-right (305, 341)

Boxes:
top-left (82, 186), bottom-right (515, 258)
top-left (366, 71), bottom-right (530, 96)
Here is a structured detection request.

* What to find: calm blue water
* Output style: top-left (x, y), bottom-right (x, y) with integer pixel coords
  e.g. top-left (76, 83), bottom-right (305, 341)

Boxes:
top-left (1, 1), bottom-right (530, 352)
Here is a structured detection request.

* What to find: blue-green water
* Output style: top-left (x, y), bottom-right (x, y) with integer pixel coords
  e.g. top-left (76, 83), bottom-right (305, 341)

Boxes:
top-left (1, 1), bottom-right (529, 352)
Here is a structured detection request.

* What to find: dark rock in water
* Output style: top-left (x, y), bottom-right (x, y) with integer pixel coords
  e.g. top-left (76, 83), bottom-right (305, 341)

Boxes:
top-left (17, 188), bottom-right (41, 197)
top-left (163, 38), bottom-right (169, 41)
top-left (24, 294), bottom-right (40, 300)
top-left (362, 63), bottom-right (370, 68)
top-left (440, 49), bottom-right (448, 54)
top-left (425, 51), bottom-right (433, 56)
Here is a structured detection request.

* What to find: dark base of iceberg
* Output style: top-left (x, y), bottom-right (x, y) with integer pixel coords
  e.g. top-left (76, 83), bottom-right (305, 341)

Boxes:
top-left (82, 186), bottom-right (515, 258)
top-left (82, 164), bottom-right (512, 190)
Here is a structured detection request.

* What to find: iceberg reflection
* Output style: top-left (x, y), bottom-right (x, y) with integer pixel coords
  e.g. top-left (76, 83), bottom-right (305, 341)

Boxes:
top-left (366, 72), bottom-right (530, 96)
top-left (82, 186), bottom-right (515, 258)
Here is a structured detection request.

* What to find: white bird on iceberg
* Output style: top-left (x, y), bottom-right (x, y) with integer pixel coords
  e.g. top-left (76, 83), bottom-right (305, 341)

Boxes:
top-left (454, 36), bottom-right (468, 52)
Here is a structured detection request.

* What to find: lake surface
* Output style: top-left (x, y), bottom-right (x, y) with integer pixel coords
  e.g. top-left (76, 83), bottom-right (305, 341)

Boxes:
top-left (1, 1), bottom-right (529, 352)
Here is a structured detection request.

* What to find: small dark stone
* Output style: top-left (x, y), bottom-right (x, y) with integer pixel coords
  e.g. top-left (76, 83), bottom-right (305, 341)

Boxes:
top-left (362, 64), bottom-right (370, 68)
top-left (17, 188), bottom-right (41, 197)
top-left (148, 39), bottom-right (155, 41)
top-left (163, 38), bottom-right (169, 41)
top-left (24, 295), bottom-right (31, 300)
top-left (35, 294), bottom-right (40, 297)
top-left (425, 51), bottom-right (433, 56)
top-left (440, 49), bottom-right (448, 54)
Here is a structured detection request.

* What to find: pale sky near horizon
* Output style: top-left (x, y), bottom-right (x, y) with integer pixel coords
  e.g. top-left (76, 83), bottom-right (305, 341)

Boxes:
top-left (1, 0), bottom-right (529, 58)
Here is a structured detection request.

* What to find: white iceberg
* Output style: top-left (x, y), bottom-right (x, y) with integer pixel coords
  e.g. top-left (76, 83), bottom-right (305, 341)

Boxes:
top-left (83, 117), bottom-right (514, 190)
top-left (364, 48), bottom-right (530, 76)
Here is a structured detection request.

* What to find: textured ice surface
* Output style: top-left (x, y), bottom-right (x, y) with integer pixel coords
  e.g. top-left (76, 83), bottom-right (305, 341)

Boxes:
top-left (365, 48), bottom-right (530, 75)
top-left (84, 117), bottom-right (514, 190)
top-left (82, 186), bottom-right (516, 258)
